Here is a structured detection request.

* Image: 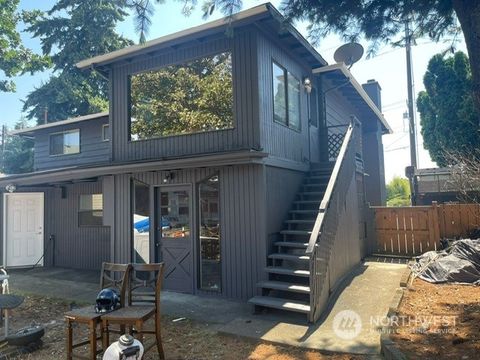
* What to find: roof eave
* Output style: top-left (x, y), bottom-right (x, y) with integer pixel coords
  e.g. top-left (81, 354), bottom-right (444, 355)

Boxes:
top-left (313, 63), bottom-right (393, 134)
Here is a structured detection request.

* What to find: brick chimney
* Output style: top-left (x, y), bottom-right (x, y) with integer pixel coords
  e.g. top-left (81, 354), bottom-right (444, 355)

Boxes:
top-left (362, 79), bottom-right (382, 111)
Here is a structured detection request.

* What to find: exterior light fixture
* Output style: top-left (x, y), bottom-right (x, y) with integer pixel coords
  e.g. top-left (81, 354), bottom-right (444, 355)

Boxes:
top-left (162, 172), bottom-right (175, 184)
top-left (5, 184), bottom-right (16, 193)
top-left (303, 77), bottom-right (312, 94)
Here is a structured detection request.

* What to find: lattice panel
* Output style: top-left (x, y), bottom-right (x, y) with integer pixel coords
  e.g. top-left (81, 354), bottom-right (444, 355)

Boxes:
top-left (328, 133), bottom-right (345, 160)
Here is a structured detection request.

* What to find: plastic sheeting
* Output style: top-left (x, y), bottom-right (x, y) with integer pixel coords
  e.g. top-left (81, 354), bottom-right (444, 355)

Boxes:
top-left (410, 239), bottom-right (480, 284)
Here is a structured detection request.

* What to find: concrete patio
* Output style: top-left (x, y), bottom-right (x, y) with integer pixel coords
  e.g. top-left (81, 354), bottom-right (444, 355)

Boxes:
top-left (7, 259), bottom-right (406, 356)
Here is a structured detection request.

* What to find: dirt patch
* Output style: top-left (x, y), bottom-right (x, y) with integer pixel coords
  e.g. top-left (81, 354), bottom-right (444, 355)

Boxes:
top-left (390, 278), bottom-right (480, 359)
top-left (3, 293), bottom-right (366, 360)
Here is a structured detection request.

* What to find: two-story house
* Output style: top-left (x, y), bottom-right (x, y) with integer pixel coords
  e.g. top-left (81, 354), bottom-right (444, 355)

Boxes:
top-left (0, 3), bottom-right (391, 322)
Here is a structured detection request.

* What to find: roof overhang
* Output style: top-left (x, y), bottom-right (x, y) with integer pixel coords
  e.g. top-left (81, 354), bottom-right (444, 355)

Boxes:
top-left (313, 63), bottom-right (392, 134)
top-left (0, 150), bottom-right (267, 188)
top-left (76, 3), bottom-right (326, 71)
top-left (10, 112), bottom-right (109, 137)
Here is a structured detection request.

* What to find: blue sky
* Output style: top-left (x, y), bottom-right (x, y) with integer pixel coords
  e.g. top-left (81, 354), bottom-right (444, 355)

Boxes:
top-left (0, 0), bottom-right (468, 181)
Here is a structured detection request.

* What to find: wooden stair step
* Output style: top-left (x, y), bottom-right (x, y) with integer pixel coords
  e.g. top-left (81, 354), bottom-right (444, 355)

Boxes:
top-left (269, 253), bottom-right (309, 261)
top-left (265, 266), bottom-right (310, 277)
top-left (280, 230), bottom-right (311, 236)
top-left (274, 241), bottom-right (308, 248)
top-left (285, 219), bottom-right (315, 224)
top-left (257, 280), bottom-right (310, 294)
top-left (298, 192), bottom-right (325, 196)
top-left (249, 296), bottom-right (310, 314)
top-left (289, 209), bottom-right (319, 214)
top-left (307, 175), bottom-right (330, 180)
top-left (293, 200), bottom-right (319, 204)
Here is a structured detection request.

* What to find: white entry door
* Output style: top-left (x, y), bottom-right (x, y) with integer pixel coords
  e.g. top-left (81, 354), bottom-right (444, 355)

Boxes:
top-left (4, 193), bottom-right (44, 267)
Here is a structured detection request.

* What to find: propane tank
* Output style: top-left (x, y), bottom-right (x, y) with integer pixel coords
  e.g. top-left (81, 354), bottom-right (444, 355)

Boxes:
top-left (103, 334), bottom-right (144, 360)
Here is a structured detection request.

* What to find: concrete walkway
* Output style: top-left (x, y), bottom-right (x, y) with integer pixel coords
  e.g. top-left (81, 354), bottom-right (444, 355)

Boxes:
top-left (7, 260), bottom-right (405, 355)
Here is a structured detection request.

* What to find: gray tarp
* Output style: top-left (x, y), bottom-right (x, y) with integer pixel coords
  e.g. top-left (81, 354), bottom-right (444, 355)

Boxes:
top-left (410, 239), bottom-right (480, 284)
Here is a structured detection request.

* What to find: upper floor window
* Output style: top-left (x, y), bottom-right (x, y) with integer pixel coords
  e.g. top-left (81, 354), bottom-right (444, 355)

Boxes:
top-left (102, 124), bottom-right (110, 141)
top-left (272, 61), bottom-right (301, 130)
top-left (129, 52), bottom-right (233, 141)
top-left (50, 129), bottom-right (80, 155)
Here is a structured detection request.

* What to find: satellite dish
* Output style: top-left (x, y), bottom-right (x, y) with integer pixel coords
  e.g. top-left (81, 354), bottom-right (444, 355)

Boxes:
top-left (333, 42), bottom-right (364, 68)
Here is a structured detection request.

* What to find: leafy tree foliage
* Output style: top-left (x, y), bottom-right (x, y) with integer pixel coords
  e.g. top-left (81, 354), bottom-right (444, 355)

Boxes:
top-left (22, 0), bottom-right (133, 124)
top-left (386, 176), bottom-right (411, 207)
top-left (0, 118), bottom-right (34, 174)
top-left (417, 52), bottom-right (479, 166)
top-left (0, 0), bottom-right (49, 92)
top-left (130, 53), bottom-right (233, 138)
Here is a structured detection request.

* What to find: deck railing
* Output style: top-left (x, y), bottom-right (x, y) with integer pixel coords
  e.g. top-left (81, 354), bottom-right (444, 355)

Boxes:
top-left (306, 120), bottom-right (357, 323)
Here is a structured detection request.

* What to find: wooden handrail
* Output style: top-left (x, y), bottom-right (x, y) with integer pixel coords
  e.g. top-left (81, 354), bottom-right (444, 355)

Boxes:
top-left (306, 121), bottom-right (355, 254)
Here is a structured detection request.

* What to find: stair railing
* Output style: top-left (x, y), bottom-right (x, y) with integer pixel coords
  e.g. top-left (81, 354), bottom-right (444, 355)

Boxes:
top-left (306, 119), bottom-right (358, 323)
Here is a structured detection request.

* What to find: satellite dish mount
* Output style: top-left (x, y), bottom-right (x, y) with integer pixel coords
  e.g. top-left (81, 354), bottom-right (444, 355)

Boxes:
top-left (333, 42), bottom-right (364, 69)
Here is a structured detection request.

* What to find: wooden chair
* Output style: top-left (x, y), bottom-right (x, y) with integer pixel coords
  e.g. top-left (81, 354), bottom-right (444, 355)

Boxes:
top-left (101, 263), bottom-right (165, 359)
top-left (65, 262), bottom-right (131, 360)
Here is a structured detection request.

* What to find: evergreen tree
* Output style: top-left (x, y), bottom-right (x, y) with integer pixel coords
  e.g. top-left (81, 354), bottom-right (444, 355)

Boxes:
top-left (0, 0), bottom-right (49, 92)
top-left (417, 52), bottom-right (479, 166)
top-left (22, 0), bottom-right (133, 123)
top-left (0, 118), bottom-right (34, 174)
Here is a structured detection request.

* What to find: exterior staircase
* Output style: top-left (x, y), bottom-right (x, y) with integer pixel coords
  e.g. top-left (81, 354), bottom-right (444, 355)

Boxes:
top-left (249, 162), bottom-right (334, 316)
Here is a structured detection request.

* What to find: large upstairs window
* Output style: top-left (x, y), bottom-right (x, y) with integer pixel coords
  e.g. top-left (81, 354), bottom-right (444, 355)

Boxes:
top-left (129, 52), bottom-right (233, 140)
top-left (50, 129), bottom-right (80, 155)
top-left (272, 61), bottom-right (301, 130)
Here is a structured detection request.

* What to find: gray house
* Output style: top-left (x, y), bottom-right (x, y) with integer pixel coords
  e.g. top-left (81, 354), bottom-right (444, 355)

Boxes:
top-left (0, 3), bottom-right (390, 322)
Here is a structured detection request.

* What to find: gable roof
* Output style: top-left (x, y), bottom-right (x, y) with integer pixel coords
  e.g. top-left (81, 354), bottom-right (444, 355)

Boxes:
top-left (10, 112), bottom-right (109, 137)
top-left (313, 63), bottom-right (393, 134)
top-left (76, 3), bottom-right (327, 71)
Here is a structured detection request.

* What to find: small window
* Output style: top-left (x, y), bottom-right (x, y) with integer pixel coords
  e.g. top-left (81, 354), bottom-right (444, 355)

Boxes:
top-left (272, 61), bottom-right (301, 130)
top-left (50, 130), bottom-right (80, 155)
top-left (102, 124), bottom-right (110, 141)
top-left (79, 194), bottom-right (103, 226)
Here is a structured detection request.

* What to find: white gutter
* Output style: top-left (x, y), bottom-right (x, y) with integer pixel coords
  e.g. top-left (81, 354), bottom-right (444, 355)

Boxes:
top-left (313, 63), bottom-right (393, 134)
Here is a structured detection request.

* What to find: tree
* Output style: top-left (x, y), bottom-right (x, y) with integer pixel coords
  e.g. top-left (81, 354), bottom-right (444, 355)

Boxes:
top-left (417, 52), bottom-right (479, 166)
top-left (0, 0), bottom-right (49, 92)
top-left (386, 176), bottom-right (411, 207)
top-left (0, 118), bottom-right (34, 174)
top-left (22, 0), bottom-right (133, 123)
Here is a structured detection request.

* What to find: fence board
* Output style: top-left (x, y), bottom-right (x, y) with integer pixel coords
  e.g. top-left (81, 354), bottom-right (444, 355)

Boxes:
top-left (372, 203), bottom-right (480, 256)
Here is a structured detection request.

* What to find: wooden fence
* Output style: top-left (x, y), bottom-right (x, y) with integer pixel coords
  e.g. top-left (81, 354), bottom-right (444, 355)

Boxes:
top-left (372, 203), bottom-right (480, 256)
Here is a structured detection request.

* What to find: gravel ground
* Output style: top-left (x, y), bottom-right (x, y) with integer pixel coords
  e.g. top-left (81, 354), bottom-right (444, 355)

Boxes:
top-left (2, 293), bottom-right (367, 360)
top-left (390, 278), bottom-right (480, 359)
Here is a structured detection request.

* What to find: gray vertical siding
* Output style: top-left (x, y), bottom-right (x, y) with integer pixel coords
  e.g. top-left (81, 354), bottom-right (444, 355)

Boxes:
top-left (257, 31), bottom-right (312, 164)
top-left (0, 181), bottom-right (109, 270)
top-left (265, 166), bottom-right (305, 251)
top-left (110, 28), bottom-right (260, 163)
top-left (110, 164), bottom-right (266, 300)
top-left (33, 116), bottom-right (110, 171)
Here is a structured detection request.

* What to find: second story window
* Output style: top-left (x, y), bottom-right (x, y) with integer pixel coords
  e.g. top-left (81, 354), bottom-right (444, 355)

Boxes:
top-left (129, 52), bottom-right (233, 141)
top-left (272, 61), bottom-right (301, 131)
top-left (50, 129), bottom-right (80, 155)
top-left (102, 124), bottom-right (110, 141)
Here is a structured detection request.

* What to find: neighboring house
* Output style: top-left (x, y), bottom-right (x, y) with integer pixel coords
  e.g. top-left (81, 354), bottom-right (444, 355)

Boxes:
top-left (412, 167), bottom-right (477, 205)
top-left (0, 3), bottom-right (391, 322)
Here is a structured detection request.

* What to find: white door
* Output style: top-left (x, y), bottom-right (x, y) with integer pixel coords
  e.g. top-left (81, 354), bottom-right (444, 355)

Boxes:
top-left (4, 193), bottom-right (44, 267)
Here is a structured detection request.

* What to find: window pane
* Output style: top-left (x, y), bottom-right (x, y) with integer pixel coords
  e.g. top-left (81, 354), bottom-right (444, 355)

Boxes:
top-left (287, 73), bottom-right (301, 130)
top-left (79, 194), bottom-right (103, 226)
top-left (160, 190), bottom-right (190, 238)
top-left (50, 134), bottom-right (64, 155)
top-left (272, 62), bottom-right (287, 125)
top-left (133, 181), bottom-right (150, 264)
top-left (130, 52), bottom-right (233, 140)
top-left (63, 131), bottom-right (80, 154)
top-left (199, 175), bottom-right (221, 291)
top-left (102, 124), bottom-right (110, 141)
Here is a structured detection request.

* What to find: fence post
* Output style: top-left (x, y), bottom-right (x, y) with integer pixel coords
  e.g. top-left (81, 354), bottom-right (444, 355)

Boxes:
top-left (431, 201), bottom-right (441, 250)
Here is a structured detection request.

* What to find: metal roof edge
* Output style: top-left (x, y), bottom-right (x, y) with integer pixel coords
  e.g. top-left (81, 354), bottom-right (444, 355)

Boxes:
top-left (313, 63), bottom-right (393, 134)
top-left (10, 111), bottom-right (109, 136)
